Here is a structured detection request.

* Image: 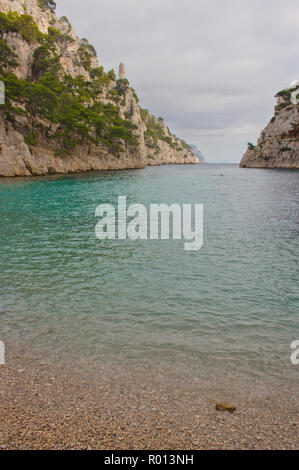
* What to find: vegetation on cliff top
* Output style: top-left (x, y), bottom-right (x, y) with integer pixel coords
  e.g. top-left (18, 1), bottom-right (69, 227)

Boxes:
top-left (38, 0), bottom-right (56, 13)
top-left (140, 108), bottom-right (191, 153)
top-left (0, 11), bottom-right (43, 43)
top-left (275, 84), bottom-right (299, 102)
top-left (275, 89), bottom-right (292, 100)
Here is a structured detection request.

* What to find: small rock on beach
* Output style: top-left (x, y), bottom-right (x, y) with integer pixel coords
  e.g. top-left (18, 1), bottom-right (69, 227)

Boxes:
top-left (215, 403), bottom-right (237, 413)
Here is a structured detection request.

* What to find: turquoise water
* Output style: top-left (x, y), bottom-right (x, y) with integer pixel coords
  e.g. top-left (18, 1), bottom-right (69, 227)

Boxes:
top-left (0, 164), bottom-right (298, 385)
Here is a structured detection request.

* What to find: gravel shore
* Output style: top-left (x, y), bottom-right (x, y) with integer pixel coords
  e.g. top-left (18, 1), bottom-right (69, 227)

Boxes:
top-left (0, 357), bottom-right (298, 450)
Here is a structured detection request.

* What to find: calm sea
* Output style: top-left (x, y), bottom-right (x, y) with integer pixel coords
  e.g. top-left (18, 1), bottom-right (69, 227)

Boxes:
top-left (0, 164), bottom-right (298, 389)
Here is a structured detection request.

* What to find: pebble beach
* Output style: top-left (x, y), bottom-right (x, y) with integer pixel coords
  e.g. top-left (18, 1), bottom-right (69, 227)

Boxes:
top-left (0, 354), bottom-right (298, 450)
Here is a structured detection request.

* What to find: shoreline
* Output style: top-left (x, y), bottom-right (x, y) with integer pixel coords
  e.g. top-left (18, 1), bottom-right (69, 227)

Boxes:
top-left (0, 161), bottom-right (199, 179)
top-left (0, 352), bottom-right (298, 450)
top-left (1, 164), bottom-right (299, 181)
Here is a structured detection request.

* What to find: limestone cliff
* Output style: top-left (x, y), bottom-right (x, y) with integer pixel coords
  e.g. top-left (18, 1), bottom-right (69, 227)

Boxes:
top-left (240, 82), bottom-right (299, 169)
top-left (0, 0), bottom-right (197, 177)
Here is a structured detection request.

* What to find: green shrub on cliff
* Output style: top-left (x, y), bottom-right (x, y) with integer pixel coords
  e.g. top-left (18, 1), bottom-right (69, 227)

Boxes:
top-left (140, 108), bottom-right (150, 122)
top-left (38, 0), bottom-right (56, 12)
top-left (0, 72), bottom-right (25, 116)
top-left (0, 12), bottom-right (43, 43)
top-left (0, 39), bottom-right (18, 70)
top-left (80, 38), bottom-right (97, 58)
top-left (47, 27), bottom-right (63, 40)
top-left (24, 131), bottom-right (38, 147)
top-left (77, 39), bottom-right (97, 71)
top-left (31, 44), bottom-right (61, 80)
top-left (116, 78), bottom-right (130, 94)
top-left (107, 69), bottom-right (116, 81)
top-left (275, 89), bottom-right (291, 100)
top-left (131, 89), bottom-right (139, 103)
top-left (77, 46), bottom-right (93, 71)
top-left (59, 16), bottom-right (70, 26)
top-left (180, 139), bottom-right (192, 152)
top-left (90, 67), bottom-right (110, 88)
top-left (141, 109), bottom-right (177, 150)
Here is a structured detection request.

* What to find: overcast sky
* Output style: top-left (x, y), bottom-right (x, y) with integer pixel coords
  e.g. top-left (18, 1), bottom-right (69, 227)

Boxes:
top-left (56, 0), bottom-right (299, 163)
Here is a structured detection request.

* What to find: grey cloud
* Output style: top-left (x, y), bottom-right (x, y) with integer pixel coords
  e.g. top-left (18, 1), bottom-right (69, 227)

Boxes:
top-left (56, 0), bottom-right (299, 162)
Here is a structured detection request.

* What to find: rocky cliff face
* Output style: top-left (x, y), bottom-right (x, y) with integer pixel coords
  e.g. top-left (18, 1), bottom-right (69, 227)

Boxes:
top-left (0, 0), bottom-right (198, 177)
top-left (240, 84), bottom-right (299, 169)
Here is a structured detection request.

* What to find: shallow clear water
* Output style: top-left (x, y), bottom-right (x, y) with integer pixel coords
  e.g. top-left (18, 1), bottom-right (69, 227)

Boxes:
top-left (0, 164), bottom-right (298, 385)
